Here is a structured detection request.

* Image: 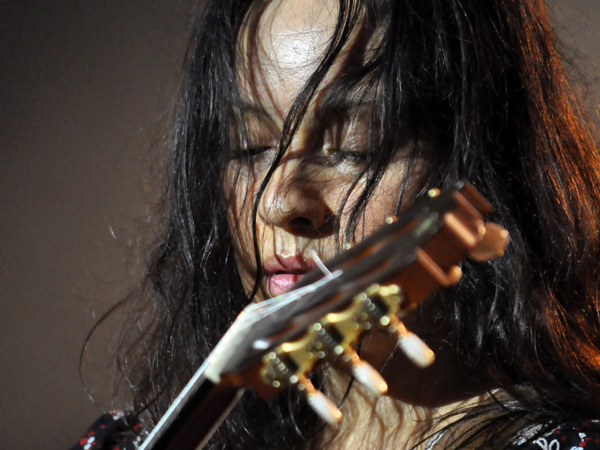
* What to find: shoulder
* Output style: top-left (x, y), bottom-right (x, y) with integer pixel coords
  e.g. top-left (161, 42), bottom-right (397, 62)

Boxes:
top-left (70, 411), bottom-right (142, 450)
top-left (511, 420), bottom-right (600, 450)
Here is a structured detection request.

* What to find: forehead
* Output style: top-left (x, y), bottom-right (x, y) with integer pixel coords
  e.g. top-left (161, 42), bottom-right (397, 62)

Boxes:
top-left (259, 0), bottom-right (337, 69)
top-left (237, 0), bottom-right (339, 116)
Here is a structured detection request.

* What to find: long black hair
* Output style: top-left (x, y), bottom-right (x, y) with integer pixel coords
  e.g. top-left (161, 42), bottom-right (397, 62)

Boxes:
top-left (111, 0), bottom-right (600, 448)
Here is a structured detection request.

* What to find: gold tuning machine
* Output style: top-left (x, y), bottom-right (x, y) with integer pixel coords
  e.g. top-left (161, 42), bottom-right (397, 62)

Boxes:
top-left (259, 282), bottom-right (436, 425)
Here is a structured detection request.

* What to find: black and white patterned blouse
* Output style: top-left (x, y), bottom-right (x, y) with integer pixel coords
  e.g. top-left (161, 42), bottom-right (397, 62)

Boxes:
top-left (70, 414), bottom-right (600, 449)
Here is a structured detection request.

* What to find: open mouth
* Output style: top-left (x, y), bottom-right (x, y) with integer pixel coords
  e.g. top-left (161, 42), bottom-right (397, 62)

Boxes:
top-left (266, 272), bottom-right (305, 297)
top-left (263, 254), bottom-right (321, 297)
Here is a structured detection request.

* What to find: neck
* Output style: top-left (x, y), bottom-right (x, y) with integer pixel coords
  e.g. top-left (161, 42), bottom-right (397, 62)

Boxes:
top-left (315, 369), bottom-right (496, 450)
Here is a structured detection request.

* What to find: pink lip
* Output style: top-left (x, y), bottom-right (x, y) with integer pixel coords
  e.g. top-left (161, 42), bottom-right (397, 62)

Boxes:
top-left (263, 255), bottom-right (317, 297)
top-left (267, 273), bottom-right (305, 296)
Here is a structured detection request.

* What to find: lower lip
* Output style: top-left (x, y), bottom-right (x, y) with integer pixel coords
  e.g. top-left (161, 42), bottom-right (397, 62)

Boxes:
top-left (267, 273), bottom-right (304, 297)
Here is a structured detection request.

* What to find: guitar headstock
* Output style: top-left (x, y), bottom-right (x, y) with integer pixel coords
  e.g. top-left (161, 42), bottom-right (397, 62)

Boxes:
top-left (207, 182), bottom-right (509, 424)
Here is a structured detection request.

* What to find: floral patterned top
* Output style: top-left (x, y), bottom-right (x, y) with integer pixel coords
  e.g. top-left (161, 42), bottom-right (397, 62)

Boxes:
top-left (511, 420), bottom-right (600, 449)
top-left (71, 414), bottom-right (600, 449)
top-left (69, 412), bottom-right (141, 450)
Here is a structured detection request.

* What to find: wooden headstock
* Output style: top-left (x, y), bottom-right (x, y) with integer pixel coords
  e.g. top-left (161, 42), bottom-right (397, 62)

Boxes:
top-left (140, 182), bottom-right (509, 449)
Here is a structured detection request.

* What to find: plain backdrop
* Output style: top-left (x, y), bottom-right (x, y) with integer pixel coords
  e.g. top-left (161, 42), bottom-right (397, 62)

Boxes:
top-left (1, 1), bottom-right (599, 448)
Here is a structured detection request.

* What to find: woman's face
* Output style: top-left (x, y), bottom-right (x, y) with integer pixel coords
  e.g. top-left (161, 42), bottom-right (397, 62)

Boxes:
top-left (227, 0), bottom-right (409, 301)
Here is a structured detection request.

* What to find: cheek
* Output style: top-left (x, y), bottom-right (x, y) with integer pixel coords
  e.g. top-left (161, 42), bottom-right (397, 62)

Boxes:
top-left (341, 164), bottom-right (405, 238)
top-left (225, 162), bottom-right (259, 232)
top-left (227, 197), bottom-right (252, 252)
top-left (225, 166), bottom-right (259, 291)
top-left (373, 168), bottom-right (404, 212)
top-left (363, 189), bottom-right (400, 233)
top-left (228, 206), bottom-right (258, 295)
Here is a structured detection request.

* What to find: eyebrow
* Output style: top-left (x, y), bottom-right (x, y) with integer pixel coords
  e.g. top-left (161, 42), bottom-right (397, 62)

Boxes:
top-left (237, 90), bottom-right (378, 132)
top-left (238, 101), bottom-right (273, 118)
top-left (314, 97), bottom-right (378, 123)
top-left (233, 101), bottom-right (281, 143)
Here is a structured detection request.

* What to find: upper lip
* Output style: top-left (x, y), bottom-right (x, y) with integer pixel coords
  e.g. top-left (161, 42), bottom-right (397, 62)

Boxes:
top-left (263, 254), bottom-right (318, 275)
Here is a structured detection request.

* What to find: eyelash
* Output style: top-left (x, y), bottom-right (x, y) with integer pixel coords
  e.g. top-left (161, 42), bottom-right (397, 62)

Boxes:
top-left (327, 148), bottom-right (369, 165)
top-left (231, 146), bottom-right (275, 159)
top-left (230, 146), bottom-right (369, 167)
top-left (341, 150), bottom-right (369, 161)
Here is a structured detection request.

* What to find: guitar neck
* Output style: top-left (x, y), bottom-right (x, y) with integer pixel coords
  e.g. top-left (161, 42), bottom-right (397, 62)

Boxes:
top-left (138, 183), bottom-right (507, 450)
top-left (140, 376), bottom-right (244, 450)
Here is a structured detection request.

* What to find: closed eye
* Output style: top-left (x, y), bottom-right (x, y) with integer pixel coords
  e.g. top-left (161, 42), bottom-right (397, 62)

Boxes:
top-left (339, 149), bottom-right (369, 161)
top-left (230, 145), bottom-right (276, 159)
top-left (325, 148), bottom-right (369, 166)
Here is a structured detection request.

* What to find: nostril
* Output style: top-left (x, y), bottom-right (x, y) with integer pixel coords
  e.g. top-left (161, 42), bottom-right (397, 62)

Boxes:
top-left (286, 217), bottom-right (320, 236)
top-left (288, 216), bottom-right (314, 229)
top-left (286, 214), bottom-right (335, 238)
top-left (258, 177), bottom-right (335, 237)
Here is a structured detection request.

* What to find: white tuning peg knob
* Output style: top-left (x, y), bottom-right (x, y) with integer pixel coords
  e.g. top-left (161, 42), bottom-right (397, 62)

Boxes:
top-left (351, 359), bottom-right (389, 396)
top-left (342, 347), bottom-right (388, 396)
top-left (392, 319), bottom-right (435, 368)
top-left (297, 374), bottom-right (342, 424)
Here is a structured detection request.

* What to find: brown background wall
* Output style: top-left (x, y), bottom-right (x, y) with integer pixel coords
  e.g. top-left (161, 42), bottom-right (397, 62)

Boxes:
top-left (1, 1), bottom-right (599, 448)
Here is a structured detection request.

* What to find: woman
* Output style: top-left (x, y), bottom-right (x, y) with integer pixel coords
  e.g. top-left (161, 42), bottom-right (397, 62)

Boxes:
top-left (75, 0), bottom-right (600, 448)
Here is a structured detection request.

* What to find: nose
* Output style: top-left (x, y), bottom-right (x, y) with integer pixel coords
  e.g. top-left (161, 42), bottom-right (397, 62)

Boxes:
top-left (258, 162), bottom-right (334, 238)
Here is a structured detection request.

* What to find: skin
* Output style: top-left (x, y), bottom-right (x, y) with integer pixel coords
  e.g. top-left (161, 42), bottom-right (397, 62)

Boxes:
top-left (227, 0), bottom-right (408, 300)
top-left (225, 0), bottom-right (492, 447)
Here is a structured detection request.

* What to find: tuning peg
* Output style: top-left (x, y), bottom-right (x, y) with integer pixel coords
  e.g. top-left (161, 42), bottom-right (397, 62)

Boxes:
top-left (296, 374), bottom-right (342, 424)
top-left (310, 324), bottom-right (388, 396)
top-left (342, 347), bottom-right (388, 396)
top-left (394, 321), bottom-right (435, 368)
top-left (468, 223), bottom-right (510, 262)
top-left (381, 315), bottom-right (435, 368)
top-left (356, 285), bottom-right (433, 367)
